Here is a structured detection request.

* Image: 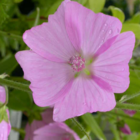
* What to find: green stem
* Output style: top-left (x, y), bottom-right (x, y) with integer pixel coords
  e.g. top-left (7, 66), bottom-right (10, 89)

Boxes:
top-left (119, 92), bottom-right (140, 103)
top-left (116, 103), bottom-right (140, 111)
top-left (107, 111), bottom-right (140, 122)
top-left (0, 78), bottom-right (31, 93)
top-left (0, 30), bottom-right (22, 41)
top-left (34, 7), bottom-right (40, 27)
top-left (71, 118), bottom-right (91, 140)
top-left (12, 127), bottom-right (25, 134)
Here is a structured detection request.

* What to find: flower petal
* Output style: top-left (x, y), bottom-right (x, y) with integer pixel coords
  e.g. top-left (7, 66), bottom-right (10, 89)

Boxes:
top-left (22, 0), bottom-right (76, 62)
top-left (65, 1), bottom-right (122, 56)
top-left (93, 32), bottom-right (135, 93)
top-left (120, 124), bottom-right (131, 135)
top-left (34, 123), bottom-right (80, 140)
top-left (41, 108), bottom-right (54, 124)
top-left (25, 120), bottom-right (45, 140)
top-left (0, 86), bottom-right (6, 104)
top-left (53, 76), bottom-right (115, 122)
top-left (0, 121), bottom-right (9, 140)
top-left (123, 110), bottom-right (136, 117)
top-left (15, 50), bottom-right (74, 107)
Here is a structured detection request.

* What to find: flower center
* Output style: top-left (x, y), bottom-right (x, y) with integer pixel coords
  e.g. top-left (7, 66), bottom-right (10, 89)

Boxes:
top-left (69, 55), bottom-right (85, 72)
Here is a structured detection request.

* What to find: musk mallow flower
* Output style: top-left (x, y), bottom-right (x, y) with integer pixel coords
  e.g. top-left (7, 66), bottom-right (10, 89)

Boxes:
top-left (25, 108), bottom-right (80, 140)
top-left (0, 86), bottom-right (11, 140)
top-left (15, 0), bottom-right (135, 122)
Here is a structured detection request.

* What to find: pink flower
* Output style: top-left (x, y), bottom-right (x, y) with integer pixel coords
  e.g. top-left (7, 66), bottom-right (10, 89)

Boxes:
top-left (34, 123), bottom-right (80, 140)
top-left (25, 108), bottom-right (54, 140)
top-left (0, 86), bottom-right (6, 104)
top-left (0, 86), bottom-right (11, 140)
top-left (123, 110), bottom-right (136, 117)
top-left (0, 109), bottom-right (11, 140)
top-left (120, 124), bottom-right (131, 135)
top-left (15, 0), bottom-right (135, 122)
top-left (24, 108), bottom-right (80, 140)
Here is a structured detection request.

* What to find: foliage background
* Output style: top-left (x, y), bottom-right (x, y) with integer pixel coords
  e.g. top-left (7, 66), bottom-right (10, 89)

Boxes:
top-left (0, 0), bottom-right (140, 140)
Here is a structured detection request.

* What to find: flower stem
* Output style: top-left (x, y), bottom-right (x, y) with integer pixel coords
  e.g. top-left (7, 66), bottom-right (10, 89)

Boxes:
top-left (0, 30), bottom-right (22, 41)
top-left (34, 7), bottom-right (40, 27)
top-left (119, 92), bottom-right (140, 103)
top-left (107, 111), bottom-right (140, 122)
top-left (0, 78), bottom-right (31, 93)
top-left (12, 127), bottom-right (25, 134)
top-left (116, 103), bottom-right (140, 111)
top-left (71, 118), bottom-right (91, 140)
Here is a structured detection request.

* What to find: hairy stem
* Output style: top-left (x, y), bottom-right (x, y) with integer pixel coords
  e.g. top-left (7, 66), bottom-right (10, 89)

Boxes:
top-left (71, 118), bottom-right (91, 140)
top-left (116, 103), bottom-right (140, 111)
top-left (0, 78), bottom-right (31, 93)
top-left (0, 30), bottom-right (22, 40)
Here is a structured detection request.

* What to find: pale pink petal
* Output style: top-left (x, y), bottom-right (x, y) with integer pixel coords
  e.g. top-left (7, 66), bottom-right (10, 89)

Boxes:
top-left (53, 76), bottom-right (115, 122)
top-left (0, 121), bottom-right (9, 140)
top-left (41, 108), bottom-right (54, 124)
top-left (6, 110), bottom-right (11, 136)
top-left (0, 86), bottom-right (6, 103)
top-left (93, 32), bottom-right (135, 93)
top-left (24, 121), bottom-right (45, 140)
top-left (65, 1), bottom-right (122, 56)
top-left (15, 50), bottom-right (74, 107)
top-left (24, 124), bottom-right (32, 140)
top-left (23, 0), bottom-right (76, 62)
top-left (34, 123), bottom-right (80, 140)
top-left (0, 110), bottom-right (11, 140)
top-left (123, 110), bottom-right (136, 117)
top-left (120, 124), bottom-right (131, 135)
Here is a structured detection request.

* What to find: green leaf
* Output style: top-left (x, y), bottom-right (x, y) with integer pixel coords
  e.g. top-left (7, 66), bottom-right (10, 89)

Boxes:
top-left (8, 90), bottom-right (33, 111)
top-left (0, 105), bottom-right (8, 123)
top-left (136, 134), bottom-right (140, 140)
top-left (0, 54), bottom-right (18, 74)
top-left (125, 12), bottom-right (140, 24)
top-left (88, 0), bottom-right (105, 13)
top-left (121, 23), bottom-right (140, 39)
top-left (0, 6), bottom-right (8, 25)
top-left (81, 113), bottom-right (106, 140)
top-left (46, 0), bottom-right (63, 16)
top-left (125, 112), bottom-right (140, 132)
top-left (109, 6), bottom-right (125, 23)
top-left (14, 0), bottom-right (23, 3)
top-left (74, 0), bottom-right (87, 5)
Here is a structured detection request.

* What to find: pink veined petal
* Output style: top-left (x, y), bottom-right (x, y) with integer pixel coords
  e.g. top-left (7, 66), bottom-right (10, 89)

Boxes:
top-left (22, 0), bottom-right (76, 63)
top-left (93, 32), bottom-right (135, 93)
top-left (41, 108), bottom-right (54, 125)
top-left (34, 123), bottom-right (80, 140)
top-left (0, 86), bottom-right (6, 103)
top-left (15, 50), bottom-right (74, 107)
top-left (0, 121), bottom-right (9, 140)
top-left (65, 1), bottom-right (122, 56)
top-left (120, 124), bottom-right (131, 135)
top-left (53, 76), bottom-right (115, 122)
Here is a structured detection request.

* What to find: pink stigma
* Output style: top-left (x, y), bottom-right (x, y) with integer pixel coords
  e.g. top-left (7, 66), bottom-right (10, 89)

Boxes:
top-left (70, 55), bottom-right (85, 72)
